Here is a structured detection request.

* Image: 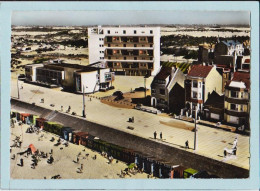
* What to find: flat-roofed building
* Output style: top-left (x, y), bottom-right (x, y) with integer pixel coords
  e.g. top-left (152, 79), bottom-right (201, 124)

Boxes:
top-left (25, 63), bottom-right (44, 82)
top-left (88, 26), bottom-right (160, 76)
top-left (24, 61), bottom-right (114, 93)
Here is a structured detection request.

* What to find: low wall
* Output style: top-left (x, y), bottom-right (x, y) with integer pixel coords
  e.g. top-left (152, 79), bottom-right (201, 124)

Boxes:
top-left (11, 98), bottom-right (249, 178)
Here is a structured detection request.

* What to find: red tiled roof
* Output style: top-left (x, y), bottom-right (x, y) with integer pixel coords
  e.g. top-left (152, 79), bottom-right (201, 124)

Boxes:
top-left (154, 66), bottom-right (172, 80)
top-left (228, 72), bottom-right (250, 89)
top-left (187, 65), bottom-right (213, 78)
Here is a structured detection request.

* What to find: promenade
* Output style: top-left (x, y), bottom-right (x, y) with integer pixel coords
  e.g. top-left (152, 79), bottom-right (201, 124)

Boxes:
top-left (11, 75), bottom-right (250, 170)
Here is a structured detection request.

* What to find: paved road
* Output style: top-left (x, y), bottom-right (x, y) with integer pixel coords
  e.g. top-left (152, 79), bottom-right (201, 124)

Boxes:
top-left (11, 76), bottom-right (250, 170)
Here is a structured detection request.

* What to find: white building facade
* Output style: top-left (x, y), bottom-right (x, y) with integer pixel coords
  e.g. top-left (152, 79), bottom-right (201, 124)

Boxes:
top-left (88, 26), bottom-right (160, 76)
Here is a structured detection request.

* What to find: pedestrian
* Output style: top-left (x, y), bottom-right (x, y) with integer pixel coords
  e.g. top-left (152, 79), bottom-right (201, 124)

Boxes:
top-left (90, 98), bottom-right (92, 101)
top-left (185, 140), bottom-right (189, 149)
top-left (224, 148), bottom-right (227, 158)
top-left (81, 164), bottom-right (83, 171)
top-left (50, 149), bottom-right (53, 155)
top-left (61, 106), bottom-right (63, 111)
top-left (154, 131), bottom-right (157, 139)
top-left (76, 156), bottom-right (79, 163)
top-left (20, 158), bottom-right (24, 167)
top-left (160, 132), bottom-right (162, 139)
top-left (232, 137), bottom-right (238, 149)
top-left (132, 117), bottom-right (134, 123)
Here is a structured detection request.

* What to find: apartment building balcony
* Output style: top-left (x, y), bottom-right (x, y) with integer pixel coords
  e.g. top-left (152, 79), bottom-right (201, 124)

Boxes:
top-left (107, 62), bottom-right (153, 70)
top-left (104, 55), bottom-right (154, 62)
top-left (224, 109), bottom-right (249, 117)
top-left (104, 36), bottom-right (153, 44)
top-left (224, 96), bottom-right (249, 104)
top-left (104, 43), bottom-right (154, 48)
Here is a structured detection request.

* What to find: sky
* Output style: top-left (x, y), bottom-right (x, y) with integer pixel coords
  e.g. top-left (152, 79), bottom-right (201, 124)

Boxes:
top-left (12, 11), bottom-right (250, 26)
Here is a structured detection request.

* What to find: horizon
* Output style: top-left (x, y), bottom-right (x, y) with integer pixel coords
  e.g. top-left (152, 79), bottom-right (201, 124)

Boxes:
top-left (12, 11), bottom-right (250, 26)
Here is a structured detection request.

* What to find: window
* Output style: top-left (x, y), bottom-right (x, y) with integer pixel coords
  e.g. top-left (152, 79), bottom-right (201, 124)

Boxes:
top-left (113, 37), bottom-right (120, 41)
top-left (113, 50), bottom-right (120, 54)
top-left (114, 62), bottom-right (120, 67)
top-left (199, 82), bottom-right (201, 88)
top-left (151, 89), bottom-right (156, 94)
top-left (231, 91), bottom-right (238, 98)
top-left (134, 44), bottom-right (137, 47)
top-left (124, 44), bottom-right (126, 47)
top-left (123, 30), bottom-right (126, 34)
top-left (192, 91), bottom-right (197, 99)
top-left (241, 92), bottom-right (244, 98)
top-left (240, 105), bottom-right (244, 112)
top-left (140, 37), bottom-right (146, 41)
top-left (134, 57), bottom-right (137, 60)
top-left (160, 89), bottom-right (165, 95)
top-left (107, 30), bottom-right (110, 34)
top-left (193, 80), bottom-right (198, 88)
top-left (230, 104), bottom-right (238, 111)
top-left (124, 57), bottom-right (126, 60)
top-left (108, 56), bottom-right (111, 59)
top-left (150, 30), bottom-right (153, 34)
top-left (150, 44), bottom-right (153, 47)
top-left (134, 30), bottom-right (136, 34)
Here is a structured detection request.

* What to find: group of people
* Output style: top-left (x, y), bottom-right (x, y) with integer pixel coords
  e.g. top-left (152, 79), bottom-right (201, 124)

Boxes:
top-left (224, 137), bottom-right (238, 157)
top-left (153, 131), bottom-right (163, 139)
top-left (11, 136), bottom-right (22, 148)
top-left (101, 151), bottom-right (114, 164)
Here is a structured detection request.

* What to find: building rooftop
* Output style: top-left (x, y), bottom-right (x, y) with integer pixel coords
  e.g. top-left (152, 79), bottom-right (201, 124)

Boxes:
top-left (204, 91), bottom-right (224, 109)
top-left (154, 66), bottom-right (172, 80)
top-left (222, 40), bottom-right (242, 47)
top-left (227, 72), bottom-right (250, 89)
top-left (187, 65), bottom-right (213, 78)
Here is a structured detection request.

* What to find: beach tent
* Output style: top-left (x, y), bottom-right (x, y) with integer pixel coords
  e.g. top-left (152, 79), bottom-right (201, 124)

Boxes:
top-left (28, 144), bottom-right (37, 154)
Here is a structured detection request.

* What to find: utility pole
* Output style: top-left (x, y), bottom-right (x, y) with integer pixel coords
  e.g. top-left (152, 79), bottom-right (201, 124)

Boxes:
top-left (144, 74), bottom-right (149, 98)
top-left (82, 86), bottom-right (86, 118)
top-left (194, 106), bottom-right (198, 150)
top-left (17, 74), bottom-right (20, 99)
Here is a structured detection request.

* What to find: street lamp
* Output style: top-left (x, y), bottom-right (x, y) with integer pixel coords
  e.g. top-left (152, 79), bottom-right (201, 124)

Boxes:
top-left (194, 106), bottom-right (199, 151)
top-left (82, 86), bottom-right (88, 118)
top-left (17, 74), bottom-right (20, 99)
top-left (144, 74), bottom-right (149, 98)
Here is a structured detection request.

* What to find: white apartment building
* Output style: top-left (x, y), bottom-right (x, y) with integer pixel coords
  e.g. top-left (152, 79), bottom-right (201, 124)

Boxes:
top-left (88, 26), bottom-right (160, 76)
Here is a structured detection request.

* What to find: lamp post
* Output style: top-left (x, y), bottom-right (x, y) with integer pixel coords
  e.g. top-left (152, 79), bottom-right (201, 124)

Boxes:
top-left (82, 86), bottom-right (87, 118)
top-left (17, 74), bottom-right (20, 99)
top-left (144, 74), bottom-right (149, 98)
top-left (194, 106), bottom-right (198, 151)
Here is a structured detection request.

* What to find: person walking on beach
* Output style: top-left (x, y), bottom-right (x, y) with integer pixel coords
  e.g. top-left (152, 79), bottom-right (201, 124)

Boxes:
top-left (154, 131), bottom-right (157, 139)
top-left (20, 158), bottom-right (24, 167)
top-left (160, 132), bottom-right (162, 139)
top-left (185, 140), bottom-right (189, 149)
